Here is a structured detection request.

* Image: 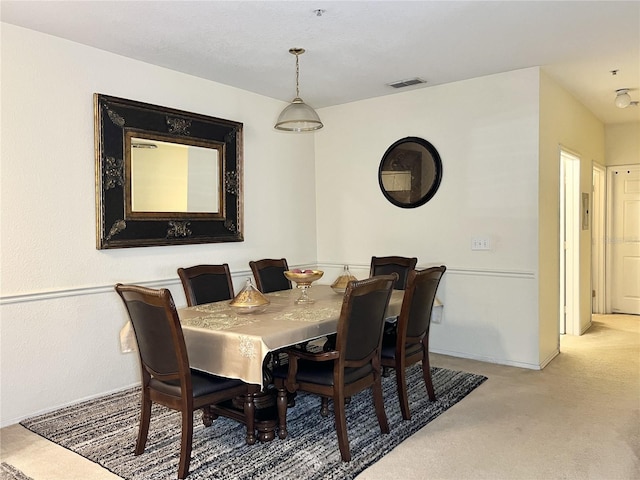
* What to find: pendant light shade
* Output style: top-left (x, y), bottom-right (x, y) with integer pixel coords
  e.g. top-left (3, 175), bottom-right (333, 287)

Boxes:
top-left (275, 48), bottom-right (323, 132)
top-left (275, 97), bottom-right (323, 131)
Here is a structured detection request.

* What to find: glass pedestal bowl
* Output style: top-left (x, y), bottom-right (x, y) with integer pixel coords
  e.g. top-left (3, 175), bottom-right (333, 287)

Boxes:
top-left (283, 270), bottom-right (324, 304)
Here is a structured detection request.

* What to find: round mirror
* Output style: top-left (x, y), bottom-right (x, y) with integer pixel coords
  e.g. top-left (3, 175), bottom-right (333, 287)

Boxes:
top-left (378, 136), bottom-right (442, 208)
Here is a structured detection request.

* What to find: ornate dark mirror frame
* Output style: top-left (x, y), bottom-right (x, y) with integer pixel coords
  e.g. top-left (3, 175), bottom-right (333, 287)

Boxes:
top-left (378, 136), bottom-right (443, 209)
top-left (95, 94), bottom-right (243, 249)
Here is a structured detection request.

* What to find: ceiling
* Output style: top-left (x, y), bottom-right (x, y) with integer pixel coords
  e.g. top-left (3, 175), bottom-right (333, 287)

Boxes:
top-left (2, 1), bottom-right (639, 125)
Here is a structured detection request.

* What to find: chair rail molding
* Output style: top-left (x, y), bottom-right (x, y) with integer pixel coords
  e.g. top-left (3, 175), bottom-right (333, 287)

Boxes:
top-left (317, 263), bottom-right (535, 280)
top-left (0, 266), bottom-right (321, 305)
top-left (1, 265), bottom-right (534, 306)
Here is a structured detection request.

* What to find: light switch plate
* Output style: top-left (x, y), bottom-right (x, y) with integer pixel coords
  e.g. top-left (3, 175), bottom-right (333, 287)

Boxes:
top-left (471, 237), bottom-right (491, 250)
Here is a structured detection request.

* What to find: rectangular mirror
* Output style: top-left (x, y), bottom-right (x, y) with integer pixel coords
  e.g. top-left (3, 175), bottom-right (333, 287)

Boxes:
top-left (95, 94), bottom-right (243, 249)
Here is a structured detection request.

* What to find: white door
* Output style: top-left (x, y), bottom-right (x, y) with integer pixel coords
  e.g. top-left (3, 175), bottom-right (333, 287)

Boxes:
top-left (609, 165), bottom-right (640, 315)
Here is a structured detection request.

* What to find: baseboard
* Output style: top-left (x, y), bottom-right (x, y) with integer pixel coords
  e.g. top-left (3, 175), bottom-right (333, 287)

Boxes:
top-left (580, 320), bottom-right (593, 335)
top-left (539, 348), bottom-right (560, 369)
top-left (431, 347), bottom-right (544, 371)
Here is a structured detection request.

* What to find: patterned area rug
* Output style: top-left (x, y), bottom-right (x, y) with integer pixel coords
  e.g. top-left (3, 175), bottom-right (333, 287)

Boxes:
top-left (21, 366), bottom-right (486, 480)
top-left (0, 463), bottom-right (34, 480)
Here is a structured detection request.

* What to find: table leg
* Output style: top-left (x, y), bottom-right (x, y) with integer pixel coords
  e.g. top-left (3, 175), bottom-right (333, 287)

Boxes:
top-left (276, 386), bottom-right (288, 439)
top-left (245, 385), bottom-right (258, 445)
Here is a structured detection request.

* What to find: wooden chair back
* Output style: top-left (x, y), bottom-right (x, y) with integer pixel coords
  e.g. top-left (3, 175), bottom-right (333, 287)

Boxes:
top-left (337, 274), bottom-right (398, 366)
top-left (249, 258), bottom-right (292, 293)
top-left (115, 284), bottom-right (189, 390)
top-left (400, 266), bottom-right (446, 342)
top-left (178, 264), bottom-right (235, 306)
top-left (369, 256), bottom-right (418, 289)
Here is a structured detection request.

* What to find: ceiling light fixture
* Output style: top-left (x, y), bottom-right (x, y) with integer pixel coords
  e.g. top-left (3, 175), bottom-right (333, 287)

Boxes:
top-left (615, 88), bottom-right (632, 108)
top-left (275, 48), bottom-right (323, 132)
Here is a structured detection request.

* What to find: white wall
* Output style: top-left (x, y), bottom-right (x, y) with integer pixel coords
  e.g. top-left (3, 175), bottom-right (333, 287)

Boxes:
top-left (0, 24), bottom-right (317, 426)
top-left (605, 122), bottom-right (640, 166)
top-left (314, 68), bottom-right (542, 369)
top-left (539, 71), bottom-right (605, 358)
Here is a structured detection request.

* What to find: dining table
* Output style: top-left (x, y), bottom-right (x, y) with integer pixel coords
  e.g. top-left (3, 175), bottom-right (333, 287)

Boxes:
top-left (178, 283), bottom-right (404, 442)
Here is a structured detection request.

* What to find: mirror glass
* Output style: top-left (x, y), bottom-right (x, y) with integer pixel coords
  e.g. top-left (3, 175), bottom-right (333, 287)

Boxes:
top-left (131, 138), bottom-right (219, 213)
top-left (378, 136), bottom-right (442, 208)
top-left (95, 94), bottom-right (243, 249)
top-left (125, 133), bottom-right (223, 219)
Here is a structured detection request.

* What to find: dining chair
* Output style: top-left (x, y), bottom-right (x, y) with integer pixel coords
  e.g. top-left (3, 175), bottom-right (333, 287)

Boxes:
top-left (369, 256), bottom-right (418, 290)
top-left (370, 256), bottom-right (418, 375)
top-left (177, 264), bottom-right (235, 307)
top-left (249, 258), bottom-right (292, 293)
top-left (274, 274), bottom-right (397, 462)
top-left (380, 266), bottom-right (446, 420)
top-left (114, 284), bottom-right (254, 479)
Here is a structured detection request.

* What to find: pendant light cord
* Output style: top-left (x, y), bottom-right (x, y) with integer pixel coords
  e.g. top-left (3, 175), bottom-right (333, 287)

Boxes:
top-left (295, 54), bottom-right (300, 98)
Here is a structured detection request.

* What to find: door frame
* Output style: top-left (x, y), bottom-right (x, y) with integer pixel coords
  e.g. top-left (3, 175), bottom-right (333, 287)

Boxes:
top-left (560, 149), bottom-right (581, 335)
top-left (592, 163), bottom-right (606, 314)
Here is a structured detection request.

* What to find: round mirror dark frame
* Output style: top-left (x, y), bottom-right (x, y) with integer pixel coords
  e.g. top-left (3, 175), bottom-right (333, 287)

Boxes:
top-left (378, 136), bottom-right (443, 209)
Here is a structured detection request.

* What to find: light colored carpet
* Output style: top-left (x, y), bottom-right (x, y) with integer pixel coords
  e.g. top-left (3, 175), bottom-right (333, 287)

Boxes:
top-left (2, 314), bottom-right (638, 479)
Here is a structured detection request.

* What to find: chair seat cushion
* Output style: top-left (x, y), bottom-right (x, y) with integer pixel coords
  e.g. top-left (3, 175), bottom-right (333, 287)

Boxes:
top-left (381, 334), bottom-right (423, 360)
top-left (273, 359), bottom-right (372, 386)
top-left (150, 369), bottom-right (244, 398)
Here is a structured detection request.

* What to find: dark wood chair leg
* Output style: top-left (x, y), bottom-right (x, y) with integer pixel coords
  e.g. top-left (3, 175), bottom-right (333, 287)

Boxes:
top-left (178, 407), bottom-right (193, 479)
top-left (372, 377), bottom-right (390, 433)
top-left (332, 393), bottom-right (351, 462)
top-left (135, 389), bottom-right (151, 455)
top-left (422, 352), bottom-right (436, 401)
top-left (395, 364), bottom-right (411, 420)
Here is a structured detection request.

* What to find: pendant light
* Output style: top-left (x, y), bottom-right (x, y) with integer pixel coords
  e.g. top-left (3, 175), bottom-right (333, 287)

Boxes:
top-left (275, 48), bottom-right (323, 132)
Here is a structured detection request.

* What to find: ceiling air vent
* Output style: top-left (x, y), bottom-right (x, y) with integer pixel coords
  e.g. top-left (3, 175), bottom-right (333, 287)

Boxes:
top-left (387, 78), bottom-right (427, 89)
